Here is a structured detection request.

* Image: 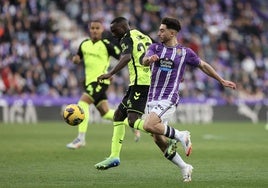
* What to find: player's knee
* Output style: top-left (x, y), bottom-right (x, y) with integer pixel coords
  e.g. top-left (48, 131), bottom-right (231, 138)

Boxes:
top-left (127, 112), bottom-right (141, 128)
top-left (114, 109), bottom-right (126, 121)
top-left (143, 121), bottom-right (153, 132)
top-left (143, 118), bottom-right (152, 132)
top-left (143, 113), bottom-right (159, 132)
top-left (127, 118), bottom-right (136, 128)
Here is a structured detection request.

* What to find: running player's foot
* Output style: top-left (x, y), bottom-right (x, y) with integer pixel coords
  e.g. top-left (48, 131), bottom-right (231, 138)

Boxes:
top-left (134, 130), bottom-right (141, 142)
top-left (180, 131), bottom-right (192, 156)
top-left (66, 138), bottom-right (85, 149)
top-left (94, 157), bottom-right (120, 170)
top-left (165, 139), bottom-right (177, 158)
top-left (181, 164), bottom-right (193, 182)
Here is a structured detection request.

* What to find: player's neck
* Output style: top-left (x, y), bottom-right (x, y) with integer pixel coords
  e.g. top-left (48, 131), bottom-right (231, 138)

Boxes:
top-left (92, 39), bottom-right (100, 43)
top-left (91, 37), bottom-right (101, 43)
top-left (164, 38), bottom-right (178, 47)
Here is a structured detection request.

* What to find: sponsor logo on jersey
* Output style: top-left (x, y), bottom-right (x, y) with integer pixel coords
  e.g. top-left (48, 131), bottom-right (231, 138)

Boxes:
top-left (159, 58), bottom-right (174, 71)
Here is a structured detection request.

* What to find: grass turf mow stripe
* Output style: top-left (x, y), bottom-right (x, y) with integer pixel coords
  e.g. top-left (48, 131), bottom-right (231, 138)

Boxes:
top-left (0, 122), bottom-right (267, 188)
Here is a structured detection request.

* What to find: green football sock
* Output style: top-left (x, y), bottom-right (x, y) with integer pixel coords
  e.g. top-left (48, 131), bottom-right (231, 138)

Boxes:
top-left (102, 109), bottom-right (115, 121)
top-left (133, 119), bottom-right (147, 133)
top-left (109, 121), bottom-right (126, 158)
top-left (78, 101), bottom-right (89, 133)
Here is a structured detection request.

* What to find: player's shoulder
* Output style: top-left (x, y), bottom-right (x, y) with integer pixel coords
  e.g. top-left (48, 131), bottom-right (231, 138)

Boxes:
top-left (101, 38), bottom-right (111, 45)
top-left (152, 42), bottom-right (162, 47)
top-left (149, 42), bottom-right (164, 51)
top-left (129, 29), bottom-right (150, 39)
top-left (80, 38), bottom-right (91, 45)
top-left (101, 37), bottom-right (120, 50)
top-left (130, 29), bottom-right (143, 35)
top-left (82, 38), bottom-right (91, 43)
top-left (183, 45), bottom-right (198, 55)
top-left (121, 30), bottom-right (131, 40)
top-left (101, 31), bottom-right (114, 43)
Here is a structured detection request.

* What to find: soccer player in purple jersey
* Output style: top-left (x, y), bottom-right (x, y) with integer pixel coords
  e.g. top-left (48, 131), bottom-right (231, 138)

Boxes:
top-left (134, 17), bottom-right (237, 182)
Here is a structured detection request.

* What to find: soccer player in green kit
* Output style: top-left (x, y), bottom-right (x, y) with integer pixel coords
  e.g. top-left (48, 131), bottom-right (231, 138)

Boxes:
top-left (95, 17), bottom-right (152, 168)
top-left (66, 19), bottom-right (137, 149)
top-left (95, 17), bottom-right (179, 169)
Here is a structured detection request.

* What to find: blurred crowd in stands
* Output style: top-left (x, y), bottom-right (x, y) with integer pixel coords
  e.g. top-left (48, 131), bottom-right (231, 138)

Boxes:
top-left (0, 0), bottom-right (267, 104)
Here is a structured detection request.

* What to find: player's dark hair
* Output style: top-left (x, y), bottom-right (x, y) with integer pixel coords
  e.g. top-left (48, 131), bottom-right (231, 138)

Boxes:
top-left (88, 19), bottom-right (103, 30)
top-left (90, 19), bottom-right (103, 24)
top-left (111, 17), bottom-right (128, 25)
top-left (161, 17), bottom-right (181, 32)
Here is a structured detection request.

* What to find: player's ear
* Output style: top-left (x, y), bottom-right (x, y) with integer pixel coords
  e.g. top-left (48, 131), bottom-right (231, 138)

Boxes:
top-left (170, 29), bottom-right (177, 37)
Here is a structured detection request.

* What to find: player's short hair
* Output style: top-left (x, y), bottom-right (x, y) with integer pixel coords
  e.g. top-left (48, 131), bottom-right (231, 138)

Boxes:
top-left (161, 17), bottom-right (181, 32)
top-left (111, 17), bottom-right (128, 25)
top-left (90, 19), bottom-right (103, 24)
top-left (88, 19), bottom-right (103, 29)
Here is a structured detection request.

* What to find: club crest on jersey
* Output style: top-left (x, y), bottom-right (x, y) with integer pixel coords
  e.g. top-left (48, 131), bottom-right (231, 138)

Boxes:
top-left (159, 58), bottom-right (174, 71)
top-left (177, 48), bottom-right (182, 56)
top-left (121, 43), bottom-right (128, 51)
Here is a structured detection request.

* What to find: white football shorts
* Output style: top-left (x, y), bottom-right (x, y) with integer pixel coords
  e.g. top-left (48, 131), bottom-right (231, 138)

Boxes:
top-left (146, 100), bottom-right (176, 125)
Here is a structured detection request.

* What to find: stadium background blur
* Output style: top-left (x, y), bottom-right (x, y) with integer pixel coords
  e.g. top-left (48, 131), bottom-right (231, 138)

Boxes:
top-left (0, 0), bottom-right (267, 122)
top-left (1, 2), bottom-right (267, 187)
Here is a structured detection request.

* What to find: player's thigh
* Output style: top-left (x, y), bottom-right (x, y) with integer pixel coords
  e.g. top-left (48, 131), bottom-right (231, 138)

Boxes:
top-left (87, 82), bottom-right (109, 115)
top-left (96, 100), bottom-right (110, 116)
top-left (127, 111), bottom-right (143, 127)
top-left (127, 85), bottom-right (149, 126)
top-left (114, 104), bottom-right (127, 121)
top-left (79, 93), bottom-right (94, 104)
top-left (85, 82), bottom-right (108, 103)
top-left (114, 88), bottom-right (131, 121)
top-left (147, 100), bottom-right (176, 125)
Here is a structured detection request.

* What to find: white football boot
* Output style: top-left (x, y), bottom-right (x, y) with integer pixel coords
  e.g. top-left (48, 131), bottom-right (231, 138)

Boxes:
top-left (179, 131), bottom-right (192, 156)
top-left (181, 164), bottom-right (193, 182)
top-left (66, 138), bottom-right (86, 149)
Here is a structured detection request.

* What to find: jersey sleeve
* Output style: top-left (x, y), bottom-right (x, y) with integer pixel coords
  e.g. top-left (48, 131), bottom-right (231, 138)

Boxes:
top-left (145, 43), bottom-right (157, 57)
top-left (102, 39), bottom-right (121, 60)
top-left (120, 35), bottom-right (133, 55)
top-left (77, 43), bottom-right (83, 59)
top-left (76, 39), bottom-right (88, 59)
top-left (185, 47), bottom-right (201, 67)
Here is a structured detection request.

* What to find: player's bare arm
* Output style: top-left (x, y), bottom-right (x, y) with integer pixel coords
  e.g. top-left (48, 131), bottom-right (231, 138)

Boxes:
top-left (198, 60), bottom-right (236, 89)
top-left (142, 54), bottom-right (159, 66)
top-left (97, 53), bottom-right (131, 82)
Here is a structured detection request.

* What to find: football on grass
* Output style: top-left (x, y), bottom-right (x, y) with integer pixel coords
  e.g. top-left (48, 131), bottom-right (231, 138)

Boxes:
top-left (63, 104), bottom-right (85, 126)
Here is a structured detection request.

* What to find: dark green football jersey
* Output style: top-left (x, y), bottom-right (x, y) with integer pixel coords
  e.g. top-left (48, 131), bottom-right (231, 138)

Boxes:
top-left (120, 29), bottom-right (152, 86)
top-left (77, 38), bottom-right (120, 85)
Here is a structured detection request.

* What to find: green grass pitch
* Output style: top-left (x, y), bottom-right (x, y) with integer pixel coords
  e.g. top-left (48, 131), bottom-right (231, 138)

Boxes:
top-left (0, 121), bottom-right (267, 188)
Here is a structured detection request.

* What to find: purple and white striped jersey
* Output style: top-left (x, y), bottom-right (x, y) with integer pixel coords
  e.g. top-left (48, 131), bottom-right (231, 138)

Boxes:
top-left (145, 43), bottom-right (201, 105)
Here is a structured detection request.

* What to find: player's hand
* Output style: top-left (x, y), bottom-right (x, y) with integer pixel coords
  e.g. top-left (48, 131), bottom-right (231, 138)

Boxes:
top-left (222, 80), bottom-right (237, 90)
top-left (149, 54), bottom-right (159, 63)
top-left (72, 55), bottom-right (80, 64)
top-left (97, 73), bottom-right (112, 83)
